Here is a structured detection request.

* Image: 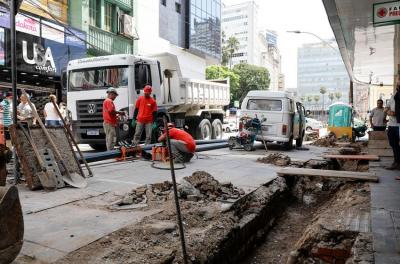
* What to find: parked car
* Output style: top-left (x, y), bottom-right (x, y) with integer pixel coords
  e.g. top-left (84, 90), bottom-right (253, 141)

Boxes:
top-left (223, 120), bottom-right (238, 132)
top-left (240, 91), bottom-right (306, 149)
top-left (305, 117), bottom-right (323, 131)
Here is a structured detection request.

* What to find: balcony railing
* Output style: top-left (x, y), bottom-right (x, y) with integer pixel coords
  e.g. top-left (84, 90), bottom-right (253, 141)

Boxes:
top-left (88, 26), bottom-right (133, 54)
top-left (108, 0), bottom-right (132, 10)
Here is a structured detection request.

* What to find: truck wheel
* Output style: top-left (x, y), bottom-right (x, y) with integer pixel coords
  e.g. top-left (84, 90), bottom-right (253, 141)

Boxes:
top-left (89, 144), bottom-right (107, 151)
top-left (196, 119), bottom-right (212, 140)
top-left (296, 131), bottom-right (304, 147)
top-left (211, 119), bottom-right (223, 139)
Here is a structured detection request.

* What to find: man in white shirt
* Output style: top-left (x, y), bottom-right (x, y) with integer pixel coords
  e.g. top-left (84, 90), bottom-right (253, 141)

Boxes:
top-left (384, 84), bottom-right (400, 171)
top-left (369, 99), bottom-right (387, 131)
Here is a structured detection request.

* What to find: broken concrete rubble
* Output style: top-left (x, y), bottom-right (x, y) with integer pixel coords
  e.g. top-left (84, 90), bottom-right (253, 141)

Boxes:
top-left (257, 153), bottom-right (291, 166)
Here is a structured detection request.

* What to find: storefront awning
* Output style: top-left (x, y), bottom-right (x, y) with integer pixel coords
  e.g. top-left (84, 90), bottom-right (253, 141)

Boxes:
top-left (322, 0), bottom-right (400, 87)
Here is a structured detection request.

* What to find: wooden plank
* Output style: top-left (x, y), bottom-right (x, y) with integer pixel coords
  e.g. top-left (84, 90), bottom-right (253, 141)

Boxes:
top-left (323, 154), bottom-right (380, 161)
top-left (277, 167), bottom-right (379, 182)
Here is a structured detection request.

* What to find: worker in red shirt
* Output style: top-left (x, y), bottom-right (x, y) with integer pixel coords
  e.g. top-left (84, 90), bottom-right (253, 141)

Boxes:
top-left (158, 123), bottom-right (196, 163)
top-left (103, 87), bottom-right (125, 150)
top-left (132, 85), bottom-right (158, 145)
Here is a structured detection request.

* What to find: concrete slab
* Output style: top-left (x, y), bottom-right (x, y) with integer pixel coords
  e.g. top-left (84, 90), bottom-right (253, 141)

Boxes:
top-left (17, 240), bottom-right (67, 263)
top-left (370, 161), bottom-right (400, 262)
top-left (23, 203), bottom-right (160, 257)
top-left (18, 187), bottom-right (105, 214)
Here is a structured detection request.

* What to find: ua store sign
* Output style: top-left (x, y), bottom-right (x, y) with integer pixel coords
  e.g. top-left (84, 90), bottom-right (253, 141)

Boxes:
top-left (17, 32), bottom-right (57, 75)
top-left (22, 40), bottom-right (56, 73)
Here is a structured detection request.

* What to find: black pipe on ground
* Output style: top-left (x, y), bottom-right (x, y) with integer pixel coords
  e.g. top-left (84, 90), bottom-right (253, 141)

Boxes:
top-left (80, 140), bottom-right (228, 163)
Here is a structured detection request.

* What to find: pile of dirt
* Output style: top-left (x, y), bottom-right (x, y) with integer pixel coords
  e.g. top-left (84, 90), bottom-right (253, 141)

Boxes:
top-left (311, 136), bottom-right (337, 147)
top-left (304, 130), bottom-right (319, 141)
top-left (257, 153), bottom-right (291, 166)
top-left (181, 171), bottom-right (245, 201)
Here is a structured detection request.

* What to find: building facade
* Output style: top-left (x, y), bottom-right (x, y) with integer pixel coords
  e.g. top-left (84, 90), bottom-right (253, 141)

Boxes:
top-left (222, 1), bottom-right (258, 65)
top-left (297, 40), bottom-right (350, 109)
top-left (0, 1), bottom-right (86, 99)
top-left (136, 0), bottom-right (222, 79)
top-left (222, 2), bottom-right (283, 90)
top-left (69, 0), bottom-right (135, 55)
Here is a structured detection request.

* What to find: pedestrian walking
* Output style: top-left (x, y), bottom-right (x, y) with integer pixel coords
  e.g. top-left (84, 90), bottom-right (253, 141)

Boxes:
top-left (17, 93), bottom-right (37, 126)
top-left (103, 87), bottom-right (125, 150)
top-left (158, 123), bottom-right (196, 163)
top-left (132, 85), bottom-right (158, 145)
top-left (0, 92), bottom-right (13, 144)
top-left (44, 95), bottom-right (61, 127)
top-left (384, 83), bottom-right (400, 172)
top-left (369, 99), bottom-right (387, 131)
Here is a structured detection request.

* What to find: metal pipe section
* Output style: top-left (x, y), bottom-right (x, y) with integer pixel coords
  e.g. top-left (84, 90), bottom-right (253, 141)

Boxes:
top-left (81, 140), bottom-right (228, 163)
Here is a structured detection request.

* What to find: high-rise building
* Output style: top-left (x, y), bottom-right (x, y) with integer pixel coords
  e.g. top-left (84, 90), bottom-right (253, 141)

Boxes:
top-left (297, 40), bottom-right (350, 109)
top-left (222, 1), bottom-right (258, 65)
top-left (222, 2), bottom-right (282, 90)
top-left (136, 0), bottom-right (222, 79)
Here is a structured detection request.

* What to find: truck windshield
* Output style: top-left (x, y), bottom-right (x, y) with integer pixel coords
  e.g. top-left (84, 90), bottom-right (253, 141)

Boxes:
top-left (247, 99), bottom-right (282, 111)
top-left (68, 66), bottom-right (129, 91)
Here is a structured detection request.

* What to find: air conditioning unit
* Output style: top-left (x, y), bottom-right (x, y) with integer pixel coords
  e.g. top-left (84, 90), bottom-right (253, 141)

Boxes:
top-left (119, 14), bottom-right (138, 39)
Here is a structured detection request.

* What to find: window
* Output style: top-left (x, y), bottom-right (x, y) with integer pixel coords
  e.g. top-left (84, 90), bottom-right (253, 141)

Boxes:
top-left (89, 0), bottom-right (101, 27)
top-left (161, 0), bottom-right (166, 6)
top-left (175, 2), bottom-right (181, 13)
top-left (247, 99), bottom-right (282, 111)
top-left (69, 66), bottom-right (129, 91)
top-left (104, 2), bottom-right (115, 32)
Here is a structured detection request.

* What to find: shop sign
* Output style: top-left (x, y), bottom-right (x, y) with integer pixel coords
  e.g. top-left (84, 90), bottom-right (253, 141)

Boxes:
top-left (42, 20), bottom-right (64, 43)
top-left (373, 0), bottom-right (400, 26)
top-left (22, 40), bottom-right (56, 73)
top-left (0, 5), bottom-right (9, 28)
top-left (16, 13), bottom-right (40, 36)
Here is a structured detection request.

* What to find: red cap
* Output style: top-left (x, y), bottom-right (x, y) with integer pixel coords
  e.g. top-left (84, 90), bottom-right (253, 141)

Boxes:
top-left (144, 85), bottom-right (152, 94)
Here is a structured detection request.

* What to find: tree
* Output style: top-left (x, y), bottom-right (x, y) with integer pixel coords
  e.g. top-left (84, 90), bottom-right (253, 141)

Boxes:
top-left (221, 31), bottom-right (229, 66)
top-left (334, 91), bottom-right (342, 101)
top-left (300, 96), bottom-right (306, 103)
top-left (320, 87), bottom-right (327, 118)
top-left (226, 36), bottom-right (240, 69)
top-left (328, 93), bottom-right (334, 103)
top-left (232, 63), bottom-right (270, 102)
top-left (313, 95), bottom-right (320, 109)
top-left (206, 65), bottom-right (239, 101)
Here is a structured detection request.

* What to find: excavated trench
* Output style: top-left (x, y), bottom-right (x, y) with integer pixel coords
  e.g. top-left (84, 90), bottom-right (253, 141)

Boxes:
top-left (55, 169), bottom-right (372, 264)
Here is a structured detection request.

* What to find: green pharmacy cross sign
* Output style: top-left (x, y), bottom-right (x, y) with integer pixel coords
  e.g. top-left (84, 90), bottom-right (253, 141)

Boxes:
top-left (373, 0), bottom-right (400, 27)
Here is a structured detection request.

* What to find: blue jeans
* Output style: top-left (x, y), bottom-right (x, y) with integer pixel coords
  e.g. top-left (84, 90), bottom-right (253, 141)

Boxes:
top-left (387, 126), bottom-right (400, 163)
top-left (45, 120), bottom-right (61, 127)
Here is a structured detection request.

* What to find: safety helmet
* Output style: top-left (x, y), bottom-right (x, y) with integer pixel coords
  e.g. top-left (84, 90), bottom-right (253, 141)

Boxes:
top-left (106, 87), bottom-right (118, 95)
top-left (144, 85), bottom-right (152, 94)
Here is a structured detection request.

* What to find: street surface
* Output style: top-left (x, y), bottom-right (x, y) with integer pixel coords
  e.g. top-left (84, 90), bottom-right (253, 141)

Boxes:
top-left (14, 142), bottom-right (326, 263)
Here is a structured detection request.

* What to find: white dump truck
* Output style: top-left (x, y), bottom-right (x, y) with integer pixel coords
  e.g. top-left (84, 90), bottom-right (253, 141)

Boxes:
top-left (67, 53), bottom-right (230, 150)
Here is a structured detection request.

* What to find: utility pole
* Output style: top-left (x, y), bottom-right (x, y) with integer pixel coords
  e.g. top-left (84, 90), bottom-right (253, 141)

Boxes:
top-left (349, 81), bottom-right (354, 106)
top-left (10, 0), bottom-right (23, 183)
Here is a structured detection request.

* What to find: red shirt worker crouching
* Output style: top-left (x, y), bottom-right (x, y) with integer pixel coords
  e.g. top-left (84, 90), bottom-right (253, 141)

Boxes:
top-left (158, 123), bottom-right (196, 163)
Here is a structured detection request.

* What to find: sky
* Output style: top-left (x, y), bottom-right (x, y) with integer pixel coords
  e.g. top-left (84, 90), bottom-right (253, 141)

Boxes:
top-left (223, 0), bottom-right (335, 88)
